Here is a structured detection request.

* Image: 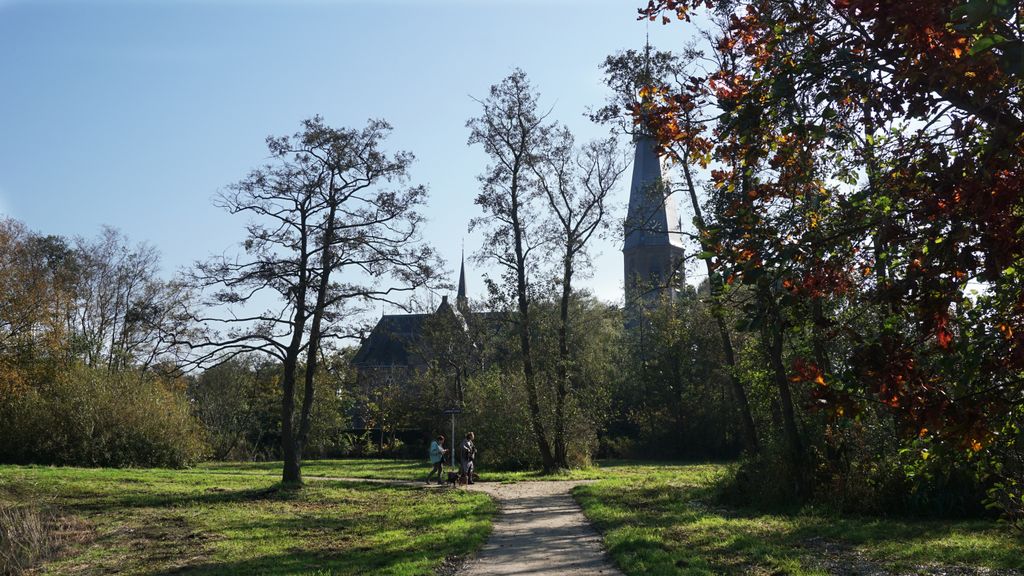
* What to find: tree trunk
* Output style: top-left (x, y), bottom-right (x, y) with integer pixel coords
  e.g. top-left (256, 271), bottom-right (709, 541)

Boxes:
top-left (680, 158), bottom-right (760, 455)
top-left (761, 300), bottom-right (805, 496)
top-left (714, 312), bottom-right (760, 454)
top-left (281, 357), bottom-right (302, 485)
top-left (552, 251), bottom-right (572, 470)
top-left (510, 168), bottom-right (556, 474)
top-left (297, 193), bottom-right (338, 462)
top-left (517, 280), bottom-right (556, 473)
top-left (280, 216), bottom-right (310, 486)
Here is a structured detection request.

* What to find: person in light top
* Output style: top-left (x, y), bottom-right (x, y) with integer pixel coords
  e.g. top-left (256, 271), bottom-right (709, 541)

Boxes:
top-left (426, 434), bottom-right (448, 484)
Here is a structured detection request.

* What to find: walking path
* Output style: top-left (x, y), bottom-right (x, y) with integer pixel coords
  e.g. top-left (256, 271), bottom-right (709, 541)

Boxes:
top-left (458, 480), bottom-right (622, 576)
top-left (303, 475), bottom-right (621, 576)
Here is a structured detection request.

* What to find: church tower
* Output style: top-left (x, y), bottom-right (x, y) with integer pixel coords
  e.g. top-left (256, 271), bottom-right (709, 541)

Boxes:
top-left (622, 127), bottom-right (686, 312)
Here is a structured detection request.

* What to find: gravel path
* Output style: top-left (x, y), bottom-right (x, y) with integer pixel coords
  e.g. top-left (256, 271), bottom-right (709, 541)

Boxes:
top-left (458, 480), bottom-right (622, 576)
top-left (302, 475), bottom-right (621, 575)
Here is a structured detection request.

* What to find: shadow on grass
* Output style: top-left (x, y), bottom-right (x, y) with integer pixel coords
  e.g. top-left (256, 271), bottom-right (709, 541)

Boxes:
top-left (149, 498), bottom-right (494, 576)
top-left (63, 479), bottom-right (425, 514)
top-left (216, 496), bottom-right (494, 534)
top-left (155, 547), bottom-right (440, 576)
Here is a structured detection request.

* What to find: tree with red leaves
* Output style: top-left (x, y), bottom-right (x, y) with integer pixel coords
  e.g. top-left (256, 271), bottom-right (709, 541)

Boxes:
top-left (635, 0), bottom-right (1023, 512)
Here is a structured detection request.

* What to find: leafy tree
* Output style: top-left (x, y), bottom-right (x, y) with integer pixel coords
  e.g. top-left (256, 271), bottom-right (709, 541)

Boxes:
top-left (189, 356), bottom-right (279, 460)
top-left (460, 293), bottom-right (621, 469)
top-left (638, 0), bottom-right (1024, 510)
top-left (533, 130), bottom-right (627, 467)
top-left (469, 70), bottom-right (628, 471)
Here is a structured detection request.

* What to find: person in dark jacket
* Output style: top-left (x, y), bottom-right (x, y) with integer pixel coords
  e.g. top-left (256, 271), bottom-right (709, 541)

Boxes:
top-left (459, 432), bottom-right (476, 484)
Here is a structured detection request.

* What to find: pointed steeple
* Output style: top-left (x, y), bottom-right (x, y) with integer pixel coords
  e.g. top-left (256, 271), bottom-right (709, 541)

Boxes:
top-left (623, 40), bottom-right (686, 309)
top-left (623, 38), bottom-right (683, 252)
top-left (623, 133), bottom-right (684, 252)
top-left (456, 248), bottom-right (468, 312)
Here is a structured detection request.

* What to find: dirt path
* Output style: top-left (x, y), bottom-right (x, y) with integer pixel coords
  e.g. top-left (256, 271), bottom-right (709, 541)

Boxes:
top-left (458, 480), bottom-right (622, 576)
top-left (301, 475), bottom-right (621, 575)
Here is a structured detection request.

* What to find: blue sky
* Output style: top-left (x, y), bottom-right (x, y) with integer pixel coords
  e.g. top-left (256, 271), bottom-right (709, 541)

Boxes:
top-left (0, 0), bottom-right (697, 307)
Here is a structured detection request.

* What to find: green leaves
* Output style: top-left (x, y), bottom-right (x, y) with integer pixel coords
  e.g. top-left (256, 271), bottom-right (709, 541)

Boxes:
top-left (951, 0), bottom-right (994, 30)
top-left (969, 34), bottom-right (1008, 55)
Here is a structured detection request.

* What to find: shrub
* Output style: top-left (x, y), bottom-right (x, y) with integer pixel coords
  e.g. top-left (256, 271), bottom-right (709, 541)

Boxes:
top-left (0, 364), bottom-right (209, 468)
top-left (463, 369), bottom-right (541, 470)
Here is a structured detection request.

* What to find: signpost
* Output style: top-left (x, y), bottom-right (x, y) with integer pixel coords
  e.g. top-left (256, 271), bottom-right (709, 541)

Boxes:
top-left (442, 407), bottom-right (463, 468)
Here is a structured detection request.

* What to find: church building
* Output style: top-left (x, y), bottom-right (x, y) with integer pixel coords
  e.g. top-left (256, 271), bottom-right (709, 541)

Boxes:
top-left (351, 256), bottom-right (472, 377)
top-left (352, 116), bottom-right (687, 386)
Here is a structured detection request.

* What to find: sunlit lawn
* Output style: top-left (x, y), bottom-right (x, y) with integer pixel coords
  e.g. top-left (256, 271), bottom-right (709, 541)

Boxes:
top-left (573, 464), bottom-right (1024, 576)
top-left (4, 459), bottom-right (1021, 575)
top-left (195, 457), bottom-right (685, 483)
top-left (0, 465), bottom-right (494, 575)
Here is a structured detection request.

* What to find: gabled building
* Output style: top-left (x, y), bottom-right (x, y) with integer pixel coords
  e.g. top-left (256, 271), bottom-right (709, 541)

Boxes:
top-left (351, 256), bottom-right (479, 412)
top-left (352, 261), bottom-right (470, 375)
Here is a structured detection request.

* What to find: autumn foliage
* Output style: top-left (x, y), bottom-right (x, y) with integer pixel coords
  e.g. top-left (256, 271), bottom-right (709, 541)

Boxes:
top-left (635, 0), bottom-right (1023, 515)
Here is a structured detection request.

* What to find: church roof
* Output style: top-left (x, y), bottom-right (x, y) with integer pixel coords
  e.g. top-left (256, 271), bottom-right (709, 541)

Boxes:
top-left (350, 313), bottom-right (431, 367)
top-left (623, 133), bottom-right (685, 252)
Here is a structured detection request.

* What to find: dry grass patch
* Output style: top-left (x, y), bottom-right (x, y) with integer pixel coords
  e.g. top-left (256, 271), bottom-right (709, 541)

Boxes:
top-left (0, 505), bottom-right (92, 575)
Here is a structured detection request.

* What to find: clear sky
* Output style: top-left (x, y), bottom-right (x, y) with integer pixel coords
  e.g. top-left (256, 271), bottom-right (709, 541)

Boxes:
top-left (0, 0), bottom-right (699, 309)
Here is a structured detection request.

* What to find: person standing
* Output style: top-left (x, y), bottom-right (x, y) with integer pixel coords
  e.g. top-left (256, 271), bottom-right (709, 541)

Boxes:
top-left (426, 434), bottom-right (447, 484)
top-left (460, 431), bottom-right (476, 484)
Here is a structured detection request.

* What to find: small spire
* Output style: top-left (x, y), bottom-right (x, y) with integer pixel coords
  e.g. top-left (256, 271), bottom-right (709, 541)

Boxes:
top-left (638, 34), bottom-right (656, 136)
top-left (457, 247), bottom-right (467, 305)
top-left (644, 28), bottom-right (652, 84)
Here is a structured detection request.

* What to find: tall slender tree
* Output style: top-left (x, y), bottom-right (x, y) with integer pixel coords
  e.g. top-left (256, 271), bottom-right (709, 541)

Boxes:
top-left (467, 70), bottom-right (559, 472)
top-left (533, 131), bottom-right (627, 468)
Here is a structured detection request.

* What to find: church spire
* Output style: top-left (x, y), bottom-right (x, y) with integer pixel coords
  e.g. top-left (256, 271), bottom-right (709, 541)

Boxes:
top-left (623, 133), bottom-right (683, 253)
top-left (457, 247), bottom-right (468, 312)
top-left (623, 39), bottom-right (686, 311)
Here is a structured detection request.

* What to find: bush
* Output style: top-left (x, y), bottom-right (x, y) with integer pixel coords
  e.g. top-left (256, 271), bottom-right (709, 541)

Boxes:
top-left (598, 435), bottom-right (639, 459)
top-left (0, 364), bottom-right (209, 468)
top-left (463, 369), bottom-right (541, 470)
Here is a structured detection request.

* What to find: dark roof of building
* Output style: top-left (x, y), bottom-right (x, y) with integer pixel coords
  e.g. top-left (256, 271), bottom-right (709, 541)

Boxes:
top-left (351, 295), bottom-right (510, 370)
top-left (351, 313), bottom-right (431, 367)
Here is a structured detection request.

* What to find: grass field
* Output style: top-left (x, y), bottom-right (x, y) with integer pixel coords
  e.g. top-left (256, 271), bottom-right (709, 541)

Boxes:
top-left (3, 460), bottom-right (1021, 575)
top-left (573, 464), bottom-right (1024, 576)
top-left (0, 464), bottom-right (494, 575)
top-left (195, 457), bottom-right (668, 483)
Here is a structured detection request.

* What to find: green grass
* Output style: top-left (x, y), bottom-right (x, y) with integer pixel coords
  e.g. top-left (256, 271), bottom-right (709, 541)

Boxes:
top-left (0, 464), bottom-right (495, 575)
top-left (573, 463), bottom-right (1024, 576)
top-left (197, 459), bottom-right (429, 482)
top-left (4, 459), bottom-right (1021, 575)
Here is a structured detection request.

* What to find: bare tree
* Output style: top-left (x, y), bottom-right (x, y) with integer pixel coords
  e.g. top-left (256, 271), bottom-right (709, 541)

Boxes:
top-left (187, 117), bottom-right (438, 485)
top-left (72, 228), bottom-right (187, 371)
top-left (467, 70), bottom-right (559, 472)
top-left (533, 130), bottom-right (627, 469)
